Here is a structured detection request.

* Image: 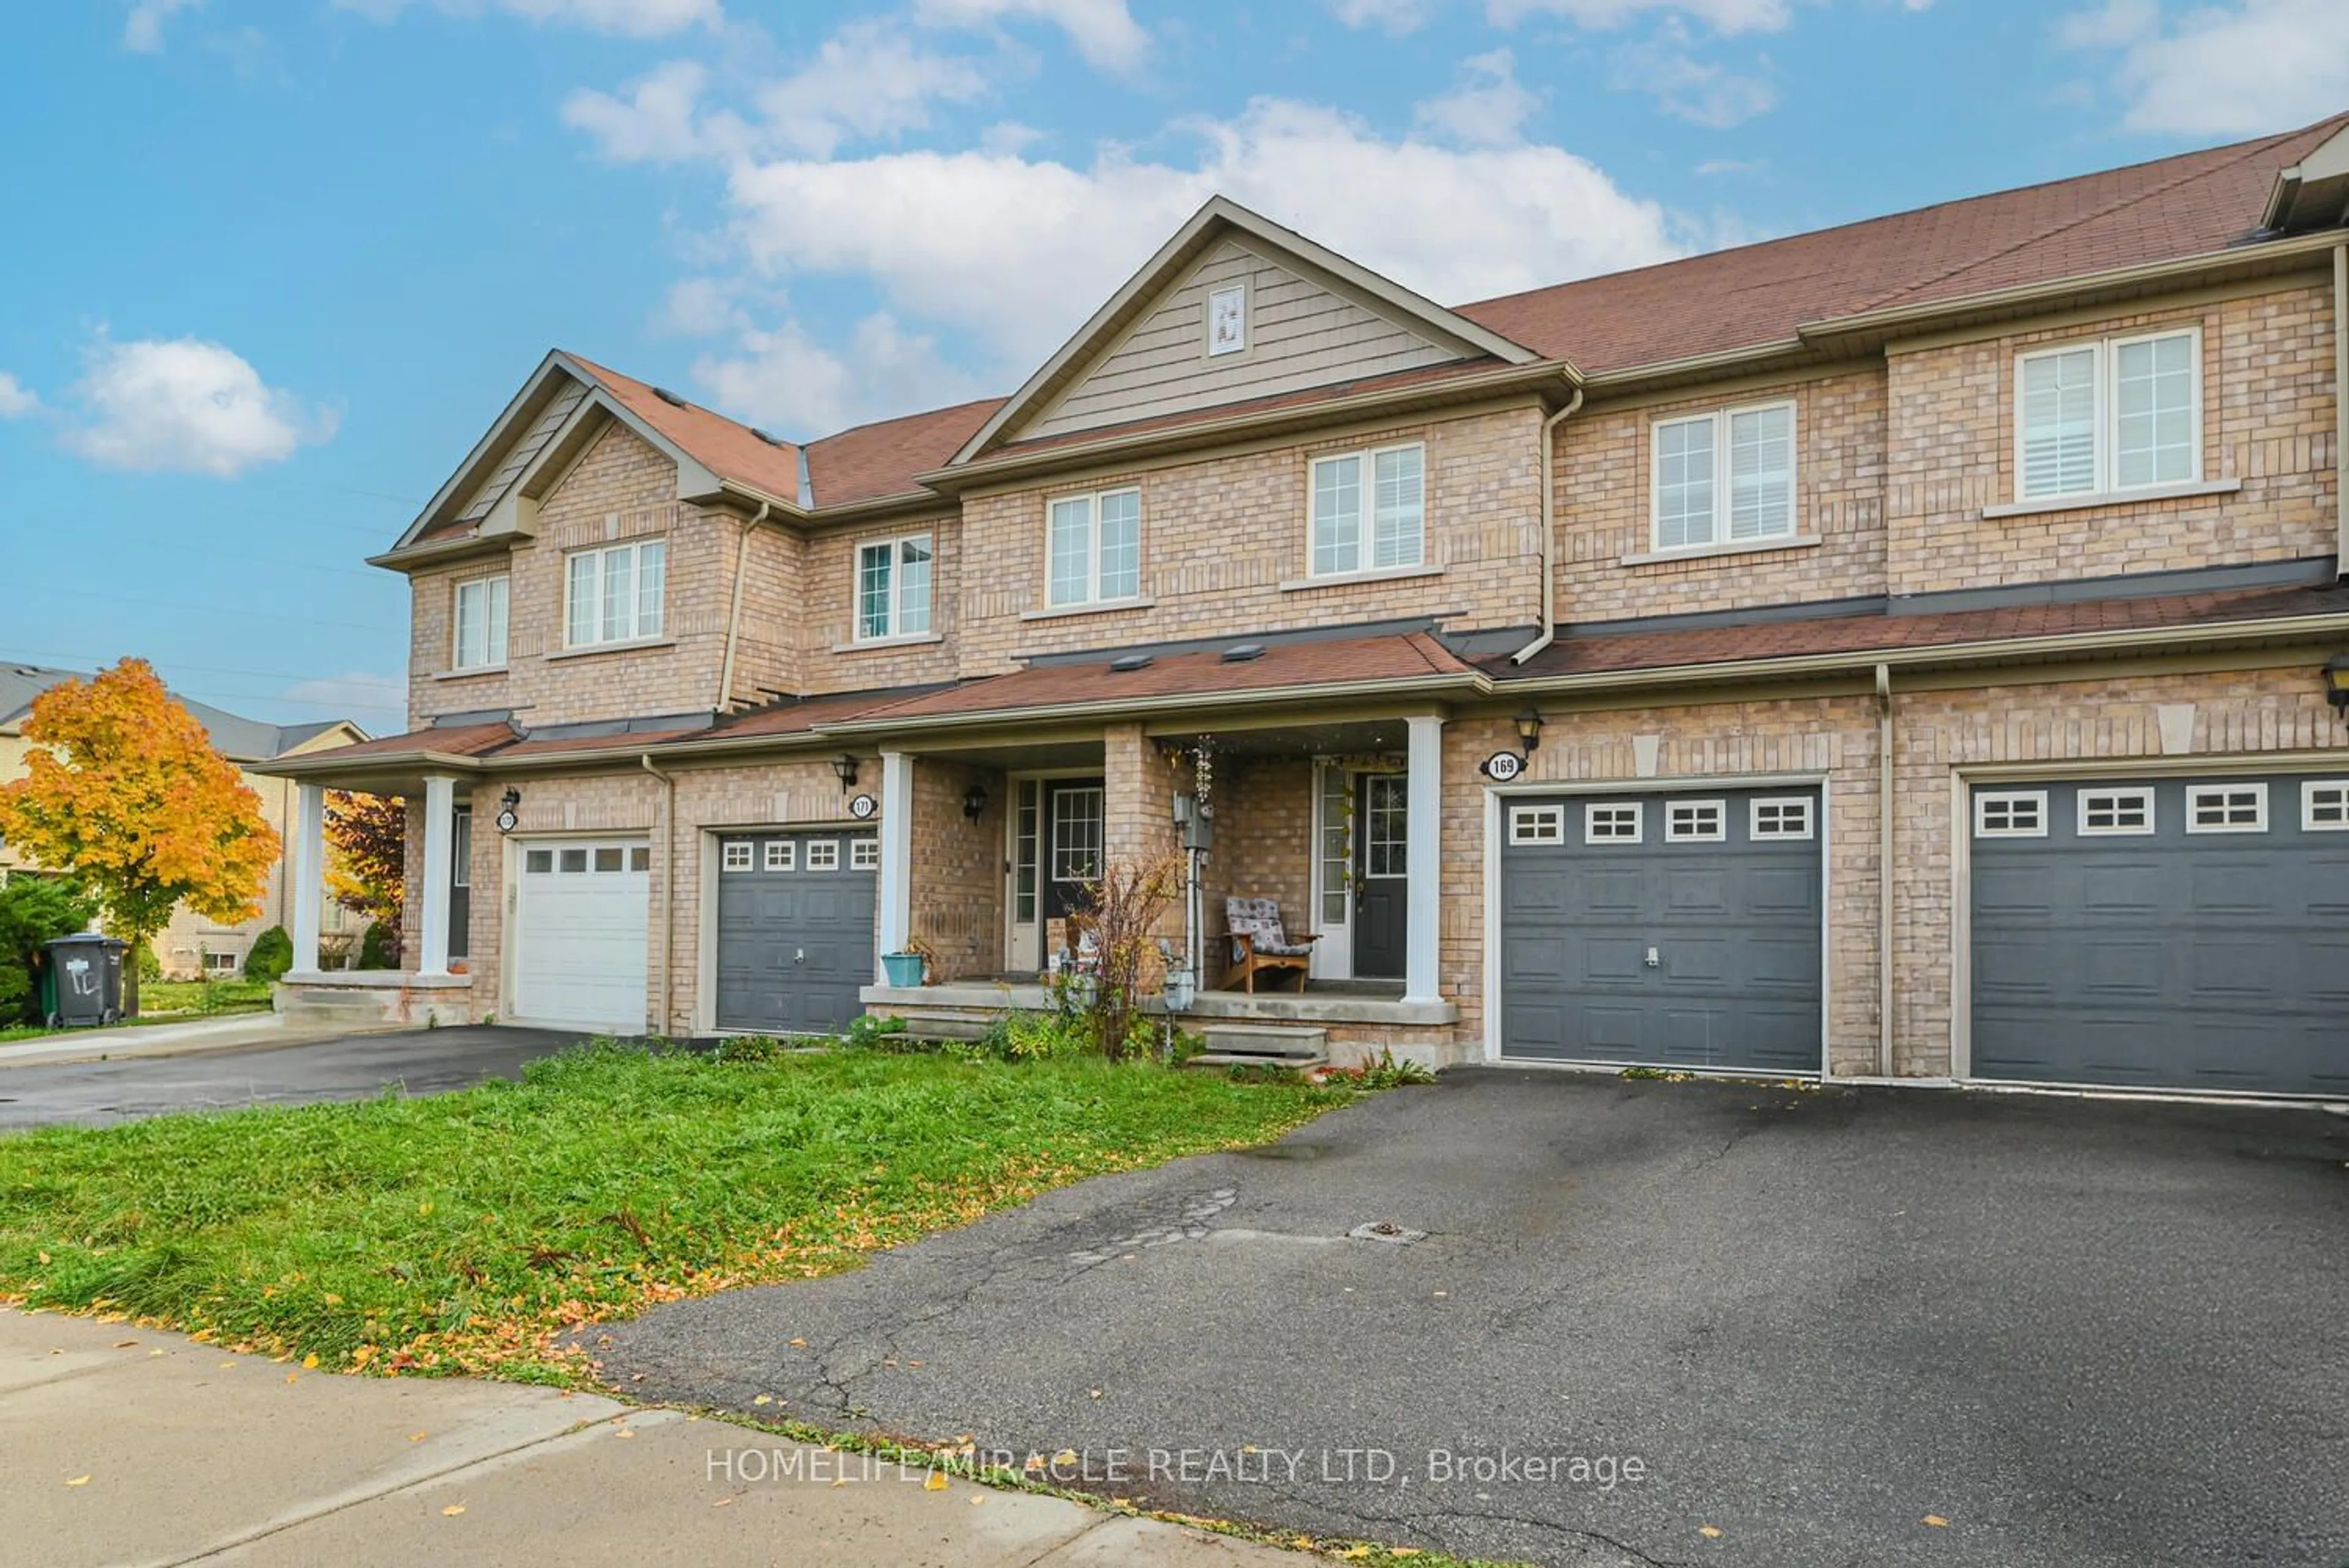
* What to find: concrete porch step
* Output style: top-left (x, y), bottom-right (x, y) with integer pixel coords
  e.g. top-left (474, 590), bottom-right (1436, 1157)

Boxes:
top-left (1197, 1024), bottom-right (1329, 1061)
top-left (1182, 1050), bottom-right (1329, 1076)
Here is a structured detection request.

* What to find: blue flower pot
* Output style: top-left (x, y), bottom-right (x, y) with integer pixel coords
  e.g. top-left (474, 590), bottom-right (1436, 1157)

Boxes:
top-left (881, 952), bottom-right (926, 988)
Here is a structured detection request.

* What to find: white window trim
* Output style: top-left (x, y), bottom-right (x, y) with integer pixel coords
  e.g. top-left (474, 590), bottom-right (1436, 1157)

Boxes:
top-left (1044, 487), bottom-right (1145, 609)
top-left (850, 838), bottom-right (880, 870)
top-left (763, 840), bottom-right (795, 871)
top-left (721, 842), bottom-right (753, 872)
top-left (451, 574), bottom-right (508, 673)
top-left (1508, 804), bottom-right (1565, 845)
top-left (2009, 324), bottom-right (2203, 509)
top-left (1750, 796), bottom-right (1814, 841)
top-left (2300, 779), bottom-right (2349, 831)
top-left (1206, 283), bottom-right (1247, 358)
top-left (1307, 442), bottom-right (1427, 581)
top-left (1664, 798), bottom-right (1727, 843)
top-left (806, 839), bottom-right (841, 871)
top-left (563, 537), bottom-right (666, 650)
top-left (1648, 398), bottom-right (1798, 555)
top-left (1973, 790), bottom-right (2049, 839)
top-left (852, 532), bottom-right (935, 644)
top-left (1585, 801), bottom-right (1644, 844)
top-left (2076, 786), bottom-right (2156, 837)
top-left (2184, 782), bottom-right (2267, 834)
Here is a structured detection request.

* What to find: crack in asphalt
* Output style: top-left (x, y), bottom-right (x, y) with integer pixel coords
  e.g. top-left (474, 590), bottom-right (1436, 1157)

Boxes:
top-left (1231, 1473), bottom-right (1691, 1568)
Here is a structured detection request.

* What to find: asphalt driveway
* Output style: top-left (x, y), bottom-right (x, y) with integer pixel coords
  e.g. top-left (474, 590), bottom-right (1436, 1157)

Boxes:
top-left (0, 1027), bottom-right (588, 1131)
top-left (587, 1071), bottom-right (2349, 1567)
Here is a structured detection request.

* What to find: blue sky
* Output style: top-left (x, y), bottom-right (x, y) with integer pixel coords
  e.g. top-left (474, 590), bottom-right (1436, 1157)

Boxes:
top-left (0, 0), bottom-right (2340, 733)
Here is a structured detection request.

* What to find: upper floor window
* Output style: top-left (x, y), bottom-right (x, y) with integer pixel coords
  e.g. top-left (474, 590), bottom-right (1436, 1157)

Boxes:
top-left (452, 574), bottom-right (507, 671)
top-left (856, 534), bottom-right (933, 641)
top-left (2017, 327), bottom-right (2199, 502)
top-left (1310, 443), bottom-right (1423, 578)
top-left (1652, 401), bottom-right (1794, 552)
top-left (565, 538), bottom-right (665, 648)
top-left (1048, 488), bottom-right (1141, 608)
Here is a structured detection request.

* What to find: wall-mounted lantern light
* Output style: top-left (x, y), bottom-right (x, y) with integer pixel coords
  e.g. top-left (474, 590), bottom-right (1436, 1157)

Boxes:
top-left (494, 786), bottom-right (521, 833)
top-left (1514, 707), bottom-right (1545, 755)
top-left (2326, 655), bottom-right (2349, 721)
top-left (831, 754), bottom-right (861, 793)
top-left (963, 782), bottom-right (990, 822)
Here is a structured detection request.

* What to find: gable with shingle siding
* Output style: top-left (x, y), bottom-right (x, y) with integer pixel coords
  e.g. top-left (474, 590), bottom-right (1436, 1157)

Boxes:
top-left (1022, 239), bottom-right (1466, 442)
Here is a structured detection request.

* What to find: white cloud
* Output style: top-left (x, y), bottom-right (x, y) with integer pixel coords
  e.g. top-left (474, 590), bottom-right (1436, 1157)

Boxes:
top-left (2059, 0), bottom-right (2349, 133)
top-left (332, 0), bottom-right (718, 37)
top-left (654, 277), bottom-right (743, 336)
top-left (910, 0), bottom-right (1148, 70)
top-left (1695, 156), bottom-right (1765, 175)
top-left (754, 21), bottom-right (995, 157)
top-left (1608, 26), bottom-right (1778, 125)
top-left (1415, 48), bottom-right (1540, 147)
top-left (1329, 0), bottom-right (1439, 32)
top-left (0, 373), bottom-right (36, 419)
top-left (64, 337), bottom-right (336, 477)
top-left (719, 97), bottom-right (1688, 369)
top-left (562, 60), bottom-right (727, 163)
top-left (692, 312), bottom-right (985, 434)
top-left (284, 672), bottom-right (408, 719)
top-left (1488, 0), bottom-right (1791, 34)
top-left (124, 0), bottom-right (201, 53)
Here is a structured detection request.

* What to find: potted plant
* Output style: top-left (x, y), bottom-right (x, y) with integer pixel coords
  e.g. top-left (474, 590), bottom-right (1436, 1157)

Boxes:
top-left (881, 935), bottom-right (934, 988)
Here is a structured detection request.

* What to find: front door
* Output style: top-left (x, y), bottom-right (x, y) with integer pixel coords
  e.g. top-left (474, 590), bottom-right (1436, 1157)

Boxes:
top-left (1353, 773), bottom-right (1408, 979)
top-left (1038, 779), bottom-right (1104, 965)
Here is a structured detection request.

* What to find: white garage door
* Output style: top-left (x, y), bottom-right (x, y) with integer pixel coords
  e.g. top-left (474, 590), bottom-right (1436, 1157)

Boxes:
top-left (513, 838), bottom-right (650, 1033)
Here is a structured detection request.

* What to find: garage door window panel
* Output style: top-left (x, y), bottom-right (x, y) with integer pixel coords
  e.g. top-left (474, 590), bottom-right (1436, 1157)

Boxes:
top-left (806, 839), bottom-right (840, 871)
top-left (2186, 784), bottom-right (2266, 833)
top-left (526, 849), bottom-right (553, 873)
top-left (2078, 787), bottom-right (2154, 836)
top-left (1586, 803), bottom-right (1643, 843)
top-left (1750, 797), bottom-right (1813, 839)
top-left (2301, 781), bottom-right (2349, 830)
top-left (559, 847), bottom-right (589, 872)
top-left (1975, 791), bottom-right (2047, 838)
top-left (722, 842), bottom-right (753, 872)
top-left (765, 841), bottom-right (795, 871)
top-left (1509, 804), bottom-right (1564, 845)
top-left (1665, 800), bottom-right (1726, 843)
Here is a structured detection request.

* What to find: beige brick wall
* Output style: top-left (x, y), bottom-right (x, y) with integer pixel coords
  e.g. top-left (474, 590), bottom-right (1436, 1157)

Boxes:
top-left (412, 423), bottom-right (731, 730)
top-left (1197, 756), bottom-right (1316, 984)
top-left (952, 406), bottom-right (1546, 677)
top-left (788, 519), bottom-right (965, 697)
top-left (1884, 284), bottom-right (2339, 595)
top-left (1556, 369), bottom-right (1890, 623)
top-left (908, 756), bottom-right (1006, 981)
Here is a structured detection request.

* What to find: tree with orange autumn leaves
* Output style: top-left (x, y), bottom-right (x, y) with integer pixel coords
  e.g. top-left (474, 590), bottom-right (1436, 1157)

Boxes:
top-left (324, 790), bottom-right (404, 959)
top-left (0, 658), bottom-right (279, 1014)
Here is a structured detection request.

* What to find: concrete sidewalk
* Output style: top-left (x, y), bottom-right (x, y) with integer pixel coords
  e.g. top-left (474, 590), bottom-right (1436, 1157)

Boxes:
top-left (0, 1012), bottom-right (398, 1071)
top-left (1, 1309), bottom-right (1297, 1568)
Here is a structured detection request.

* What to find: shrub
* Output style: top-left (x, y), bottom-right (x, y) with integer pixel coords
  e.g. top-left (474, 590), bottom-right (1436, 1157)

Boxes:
top-left (978, 1009), bottom-right (1090, 1061)
top-left (134, 940), bottom-right (161, 984)
top-left (243, 925), bottom-right (294, 982)
top-left (356, 922), bottom-right (398, 970)
top-left (0, 876), bottom-right (98, 1025)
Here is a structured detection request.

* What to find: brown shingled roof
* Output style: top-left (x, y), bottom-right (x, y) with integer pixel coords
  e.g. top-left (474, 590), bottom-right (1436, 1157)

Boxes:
top-left (845, 632), bottom-right (1477, 726)
top-left (565, 353), bottom-right (804, 500)
top-left (310, 721), bottom-right (516, 760)
top-left (1496, 582), bottom-right (2349, 682)
top-left (1452, 114), bottom-right (2348, 376)
top-left (803, 398), bottom-right (1006, 508)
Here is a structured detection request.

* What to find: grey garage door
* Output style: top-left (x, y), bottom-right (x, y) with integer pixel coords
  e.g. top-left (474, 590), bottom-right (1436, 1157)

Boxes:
top-left (1499, 787), bottom-right (1823, 1072)
top-left (1970, 773), bottom-right (2349, 1095)
top-left (715, 830), bottom-right (878, 1035)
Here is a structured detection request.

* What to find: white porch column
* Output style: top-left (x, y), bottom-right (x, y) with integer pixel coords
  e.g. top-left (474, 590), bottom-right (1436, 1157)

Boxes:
top-left (289, 782), bottom-right (324, 975)
top-left (877, 751), bottom-right (914, 976)
top-left (417, 774), bottom-right (456, 978)
top-left (1403, 715), bottom-right (1444, 1006)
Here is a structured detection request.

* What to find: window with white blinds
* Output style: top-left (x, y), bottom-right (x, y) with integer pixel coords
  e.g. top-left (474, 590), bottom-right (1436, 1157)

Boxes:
top-left (2016, 328), bottom-right (2199, 503)
top-left (1652, 401), bottom-right (1794, 551)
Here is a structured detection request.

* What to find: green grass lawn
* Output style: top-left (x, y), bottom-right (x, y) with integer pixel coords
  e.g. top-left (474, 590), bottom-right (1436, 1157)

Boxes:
top-left (137, 977), bottom-right (273, 1015)
top-left (0, 1043), bottom-right (1351, 1380)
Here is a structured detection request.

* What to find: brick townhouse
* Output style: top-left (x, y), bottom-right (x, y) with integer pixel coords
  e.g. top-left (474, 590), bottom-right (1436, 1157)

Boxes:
top-left (263, 111), bottom-right (2349, 1096)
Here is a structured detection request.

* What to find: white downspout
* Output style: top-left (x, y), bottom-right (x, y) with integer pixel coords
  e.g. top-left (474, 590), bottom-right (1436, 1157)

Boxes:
top-left (716, 500), bottom-right (769, 713)
top-left (1508, 381), bottom-right (1586, 666)
top-left (2334, 244), bottom-right (2347, 574)
top-left (1876, 662), bottom-right (1895, 1079)
top-left (640, 753), bottom-right (677, 1036)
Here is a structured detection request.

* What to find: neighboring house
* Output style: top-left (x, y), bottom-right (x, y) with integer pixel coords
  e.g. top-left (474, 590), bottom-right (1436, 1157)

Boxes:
top-left (0, 664), bottom-right (369, 978)
top-left (263, 113), bottom-right (2349, 1098)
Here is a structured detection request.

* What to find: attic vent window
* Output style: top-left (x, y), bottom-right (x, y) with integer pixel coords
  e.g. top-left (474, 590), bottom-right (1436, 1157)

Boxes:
top-left (1220, 643), bottom-right (1265, 663)
top-left (653, 386), bottom-right (689, 407)
top-left (1206, 283), bottom-right (1246, 357)
top-left (1109, 654), bottom-right (1154, 673)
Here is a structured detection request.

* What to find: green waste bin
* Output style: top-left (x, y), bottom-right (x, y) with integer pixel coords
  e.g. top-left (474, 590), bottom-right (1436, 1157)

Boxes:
top-left (43, 934), bottom-right (127, 1028)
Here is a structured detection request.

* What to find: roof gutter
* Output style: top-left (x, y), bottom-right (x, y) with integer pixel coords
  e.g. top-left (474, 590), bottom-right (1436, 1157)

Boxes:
top-left (1502, 609), bottom-right (2349, 699)
top-left (914, 360), bottom-right (1580, 494)
top-left (1510, 377), bottom-right (1585, 666)
top-left (817, 671), bottom-right (1490, 738)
